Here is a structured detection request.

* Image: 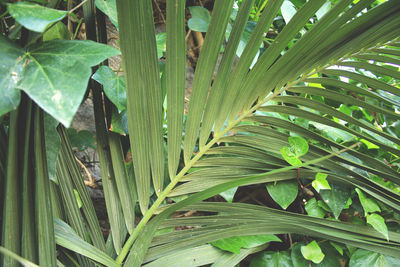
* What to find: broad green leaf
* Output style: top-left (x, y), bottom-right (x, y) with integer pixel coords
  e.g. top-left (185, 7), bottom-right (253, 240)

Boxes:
top-left (188, 6), bottom-right (211, 32)
top-left (280, 146), bottom-right (303, 166)
top-left (291, 243), bottom-right (308, 267)
top-left (366, 213), bottom-right (389, 241)
top-left (305, 198), bottom-right (325, 218)
top-left (329, 242), bottom-right (344, 256)
top-left (18, 40), bottom-right (120, 127)
top-left (0, 35), bottom-right (23, 117)
top-left (312, 173), bottom-right (331, 193)
top-left (43, 21), bottom-right (71, 41)
top-left (92, 66), bottom-right (127, 112)
top-left (7, 2), bottom-right (67, 32)
top-left (219, 187), bottom-right (238, 203)
top-left (281, 0), bottom-right (297, 24)
top-left (280, 136), bottom-right (309, 166)
top-left (66, 128), bottom-right (95, 151)
top-left (349, 249), bottom-right (400, 267)
top-left (111, 108), bottom-right (129, 134)
top-left (156, 33), bottom-right (166, 59)
top-left (211, 234), bottom-right (281, 254)
top-left (320, 183), bottom-right (351, 219)
top-left (266, 180), bottom-right (298, 209)
top-left (250, 251), bottom-right (293, 267)
top-left (54, 218), bottom-right (119, 267)
top-left (95, 0), bottom-right (118, 29)
top-left (300, 241), bottom-right (325, 264)
top-left (356, 188), bottom-right (381, 214)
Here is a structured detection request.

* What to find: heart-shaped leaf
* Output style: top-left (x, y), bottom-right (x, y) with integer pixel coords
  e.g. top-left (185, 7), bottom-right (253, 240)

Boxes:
top-left (92, 66), bottom-right (126, 112)
top-left (366, 213), bottom-right (389, 241)
top-left (250, 251), bottom-right (293, 267)
top-left (18, 40), bottom-right (120, 126)
top-left (7, 2), bottom-right (68, 32)
top-left (188, 6), bottom-right (210, 32)
top-left (355, 188), bottom-right (381, 214)
top-left (0, 35), bottom-right (23, 117)
top-left (312, 173), bottom-right (331, 193)
top-left (211, 235), bottom-right (281, 254)
top-left (95, 0), bottom-right (118, 29)
top-left (301, 241), bottom-right (325, 264)
top-left (320, 183), bottom-right (350, 219)
top-left (266, 180), bottom-right (298, 210)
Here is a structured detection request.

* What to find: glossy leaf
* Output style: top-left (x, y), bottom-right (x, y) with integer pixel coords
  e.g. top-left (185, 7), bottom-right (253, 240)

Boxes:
top-left (188, 6), bottom-right (210, 32)
top-left (95, 0), bottom-right (118, 29)
top-left (320, 184), bottom-right (351, 219)
top-left (356, 188), bottom-right (381, 214)
top-left (0, 35), bottom-right (23, 117)
top-left (43, 21), bottom-right (71, 41)
top-left (7, 2), bottom-right (67, 32)
top-left (366, 213), bottom-right (389, 241)
top-left (266, 180), bottom-right (298, 209)
top-left (305, 198), bottom-right (325, 218)
top-left (18, 40), bottom-right (120, 126)
top-left (92, 66), bottom-right (127, 112)
top-left (250, 251), bottom-right (293, 267)
top-left (300, 241), bottom-right (325, 264)
top-left (280, 136), bottom-right (309, 166)
top-left (349, 249), bottom-right (400, 267)
top-left (312, 173), bottom-right (331, 193)
top-left (211, 234), bottom-right (281, 254)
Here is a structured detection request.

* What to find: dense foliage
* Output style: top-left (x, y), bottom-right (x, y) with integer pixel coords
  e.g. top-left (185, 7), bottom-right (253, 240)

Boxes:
top-left (0, 0), bottom-right (400, 266)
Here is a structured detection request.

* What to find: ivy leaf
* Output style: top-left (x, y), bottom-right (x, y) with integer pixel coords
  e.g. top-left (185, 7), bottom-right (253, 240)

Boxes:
top-left (92, 66), bottom-right (126, 112)
top-left (266, 180), bottom-right (298, 210)
top-left (280, 146), bottom-right (302, 166)
top-left (18, 40), bottom-right (120, 127)
top-left (349, 249), bottom-right (400, 267)
top-left (156, 33), bottom-right (167, 59)
top-left (366, 213), bottom-right (389, 241)
top-left (312, 173), bottom-right (331, 193)
top-left (188, 6), bottom-right (210, 32)
top-left (305, 198), bottom-right (325, 218)
top-left (300, 241), bottom-right (325, 264)
top-left (211, 235), bottom-right (281, 254)
top-left (281, 0), bottom-right (297, 24)
top-left (95, 0), bottom-right (118, 29)
top-left (43, 21), bottom-right (71, 41)
top-left (7, 2), bottom-right (68, 32)
top-left (0, 35), bottom-right (23, 117)
top-left (319, 183), bottom-right (350, 219)
top-left (280, 136), bottom-right (309, 166)
top-left (219, 187), bottom-right (238, 203)
top-left (355, 188), bottom-right (381, 214)
top-left (110, 108), bottom-right (129, 135)
top-left (250, 251), bottom-right (293, 267)
top-left (67, 128), bottom-right (95, 151)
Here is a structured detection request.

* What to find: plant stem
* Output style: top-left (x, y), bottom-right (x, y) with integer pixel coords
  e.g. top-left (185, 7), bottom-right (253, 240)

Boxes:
top-left (115, 74), bottom-right (307, 263)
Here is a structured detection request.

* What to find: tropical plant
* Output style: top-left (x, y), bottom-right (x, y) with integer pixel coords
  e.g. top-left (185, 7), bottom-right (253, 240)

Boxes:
top-left (1, 0), bottom-right (400, 266)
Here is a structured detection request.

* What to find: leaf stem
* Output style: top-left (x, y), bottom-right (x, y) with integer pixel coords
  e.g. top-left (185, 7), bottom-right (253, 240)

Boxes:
top-left (115, 67), bottom-right (323, 264)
